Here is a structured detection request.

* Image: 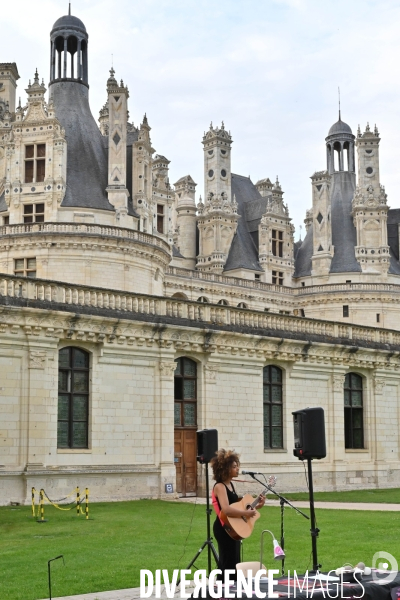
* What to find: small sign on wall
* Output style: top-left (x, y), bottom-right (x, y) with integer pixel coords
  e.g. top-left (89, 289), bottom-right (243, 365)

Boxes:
top-left (165, 483), bottom-right (174, 493)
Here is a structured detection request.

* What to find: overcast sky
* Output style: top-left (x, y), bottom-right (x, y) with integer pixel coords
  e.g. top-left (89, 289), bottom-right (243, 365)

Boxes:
top-left (4, 0), bottom-right (400, 237)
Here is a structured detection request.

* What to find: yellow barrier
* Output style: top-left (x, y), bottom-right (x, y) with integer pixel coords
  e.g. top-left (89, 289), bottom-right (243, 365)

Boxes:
top-left (37, 489), bottom-right (47, 522)
top-left (31, 486), bottom-right (90, 521)
top-left (85, 488), bottom-right (89, 520)
top-left (31, 487), bottom-right (36, 517)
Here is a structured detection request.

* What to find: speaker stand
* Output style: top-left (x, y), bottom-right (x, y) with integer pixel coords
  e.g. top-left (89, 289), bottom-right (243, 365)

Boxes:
top-left (177, 462), bottom-right (219, 586)
top-left (307, 458), bottom-right (321, 573)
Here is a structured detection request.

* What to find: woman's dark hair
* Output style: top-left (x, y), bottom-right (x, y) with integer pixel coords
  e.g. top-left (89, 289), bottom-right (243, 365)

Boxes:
top-left (210, 448), bottom-right (240, 483)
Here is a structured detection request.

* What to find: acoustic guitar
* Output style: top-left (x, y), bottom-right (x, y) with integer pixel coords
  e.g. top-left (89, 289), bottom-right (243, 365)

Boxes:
top-left (220, 475), bottom-right (277, 541)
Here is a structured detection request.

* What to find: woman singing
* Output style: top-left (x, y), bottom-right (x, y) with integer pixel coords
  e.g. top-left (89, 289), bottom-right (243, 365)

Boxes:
top-left (210, 449), bottom-right (265, 577)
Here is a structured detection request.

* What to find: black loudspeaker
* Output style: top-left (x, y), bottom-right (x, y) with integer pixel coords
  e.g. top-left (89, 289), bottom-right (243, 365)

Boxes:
top-left (197, 429), bottom-right (218, 464)
top-left (292, 407), bottom-right (326, 460)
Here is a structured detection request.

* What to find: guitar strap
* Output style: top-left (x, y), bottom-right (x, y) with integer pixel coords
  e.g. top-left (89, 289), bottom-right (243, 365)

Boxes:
top-left (211, 486), bottom-right (225, 526)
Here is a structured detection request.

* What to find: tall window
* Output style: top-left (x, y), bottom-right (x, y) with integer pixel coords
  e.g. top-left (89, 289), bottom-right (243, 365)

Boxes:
top-left (25, 144), bottom-right (46, 183)
top-left (58, 347), bottom-right (89, 449)
top-left (344, 373), bottom-right (364, 449)
top-left (263, 365), bottom-right (283, 449)
top-left (174, 357), bottom-right (197, 427)
top-left (272, 230), bottom-right (283, 257)
top-left (157, 204), bottom-right (164, 234)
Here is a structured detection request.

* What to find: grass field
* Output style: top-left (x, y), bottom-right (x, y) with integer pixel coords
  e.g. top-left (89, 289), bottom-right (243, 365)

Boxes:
top-left (1, 497), bottom-right (400, 600)
top-left (265, 487), bottom-right (400, 503)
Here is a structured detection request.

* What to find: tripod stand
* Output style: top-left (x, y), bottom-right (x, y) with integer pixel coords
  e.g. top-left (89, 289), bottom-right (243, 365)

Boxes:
top-left (177, 461), bottom-right (219, 586)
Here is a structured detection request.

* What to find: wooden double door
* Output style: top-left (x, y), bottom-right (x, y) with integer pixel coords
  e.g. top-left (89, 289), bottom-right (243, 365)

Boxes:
top-left (174, 428), bottom-right (197, 496)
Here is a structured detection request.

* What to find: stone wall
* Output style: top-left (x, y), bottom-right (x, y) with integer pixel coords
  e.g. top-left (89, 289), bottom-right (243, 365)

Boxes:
top-left (1, 273), bottom-right (400, 504)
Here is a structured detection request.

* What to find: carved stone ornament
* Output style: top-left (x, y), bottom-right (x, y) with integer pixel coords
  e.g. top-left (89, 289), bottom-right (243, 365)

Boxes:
top-left (332, 374), bottom-right (345, 392)
top-left (205, 363), bottom-right (219, 383)
top-left (374, 378), bottom-right (385, 394)
top-left (29, 350), bottom-right (46, 369)
top-left (160, 361), bottom-right (176, 378)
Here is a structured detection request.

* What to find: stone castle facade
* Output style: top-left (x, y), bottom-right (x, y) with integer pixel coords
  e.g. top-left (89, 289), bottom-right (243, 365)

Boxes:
top-left (1, 11), bottom-right (400, 504)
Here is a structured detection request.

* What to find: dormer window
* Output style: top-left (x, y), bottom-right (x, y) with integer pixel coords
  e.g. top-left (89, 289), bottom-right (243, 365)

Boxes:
top-left (157, 204), bottom-right (164, 234)
top-left (272, 230), bottom-right (283, 257)
top-left (24, 203), bottom-right (45, 223)
top-left (25, 144), bottom-right (46, 183)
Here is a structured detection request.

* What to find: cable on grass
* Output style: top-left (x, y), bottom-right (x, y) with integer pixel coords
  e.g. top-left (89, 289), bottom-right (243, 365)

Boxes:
top-left (176, 498), bottom-right (198, 570)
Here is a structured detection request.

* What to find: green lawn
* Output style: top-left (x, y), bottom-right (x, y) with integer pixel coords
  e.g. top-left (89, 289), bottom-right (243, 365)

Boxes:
top-left (1, 499), bottom-right (400, 600)
top-left (265, 487), bottom-right (400, 503)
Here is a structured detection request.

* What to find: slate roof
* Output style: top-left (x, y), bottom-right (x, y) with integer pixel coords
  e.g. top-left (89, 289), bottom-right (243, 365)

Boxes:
top-left (293, 226), bottom-right (313, 277)
top-left (51, 82), bottom-right (115, 212)
top-left (327, 118), bottom-right (353, 137)
top-left (0, 192), bottom-right (7, 213)
top-left (173, 245), bottom-right (185, 258)
top-left (52, 15), bottom-right (87, 33)
top-left (293, 172), bottom-right (361, 276)
top-left (224, 174), bottom-right (263, 272)
top-left (388, 209), bottom-right (400, 260)
top-left (387, 209), bottom-right (400, 274)
top-left (329, 172), bottom-right (361, 273)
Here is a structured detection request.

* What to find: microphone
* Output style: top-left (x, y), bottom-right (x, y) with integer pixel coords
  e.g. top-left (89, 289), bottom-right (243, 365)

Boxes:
top-left (242, 470), bottom-right (264, 475)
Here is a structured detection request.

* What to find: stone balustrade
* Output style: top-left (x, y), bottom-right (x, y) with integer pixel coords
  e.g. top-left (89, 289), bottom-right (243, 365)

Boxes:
top-left (166, 266), bottom-right (292, 293)
top-left (296, 282), bottom-right (400, 295)
top-left (1, 272), bottom-right (400, 347)
top-left (167, 266), bottom-right (400, 297)
top-left (0, 222), bottom-right (171, 253)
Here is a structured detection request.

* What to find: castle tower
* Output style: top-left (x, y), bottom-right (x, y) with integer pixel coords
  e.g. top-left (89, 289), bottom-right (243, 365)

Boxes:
top-left (49, 6), bottom-right (88, 86)
top-left (310, 169), bottom-right (333, 276)
top-left (202, 122), bottom-right (232, 200)
top-left (197, 122), bottom-right (238, 273)
top-left (132, 114), bottom-right (154, 232)
top-left (255, 177), bottom-right (273, 198)
top-left (152, 155), bottom-right (174, 243)
top-left (352, 124), bottom-right (390, 274)
top-left (258, 177), bottom-right (294, 285)
top-left (98, 100), bottom-right (109, 135)
top-left (105, 68), bottom-right (129, 225)
top-left (326, 115), bottom-right (355, 175)
top-left (48, 10), bottom-right (110, 211)
top-left (174, 175), bottom-right (197, 268)
top-left (319, 116), bottom-right (360, 276)
top-left (0, 63), bottom-right (20, 115)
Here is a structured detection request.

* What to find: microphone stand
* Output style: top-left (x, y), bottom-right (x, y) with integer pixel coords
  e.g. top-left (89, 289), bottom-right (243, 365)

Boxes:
top-left (250, 474), bottom-right (309, 576)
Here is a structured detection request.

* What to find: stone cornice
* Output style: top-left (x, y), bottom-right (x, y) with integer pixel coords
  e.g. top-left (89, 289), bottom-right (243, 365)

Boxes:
top-left (1, 274), bottom-right (400, 369)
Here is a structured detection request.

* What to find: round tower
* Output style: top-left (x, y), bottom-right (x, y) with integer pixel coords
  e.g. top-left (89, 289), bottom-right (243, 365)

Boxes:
top-left (325, 116), bottom-right (355, 174)
top-left (49, 7), bottom-right (88, 88)
top-left (174, 176), bottom-right (197, 269)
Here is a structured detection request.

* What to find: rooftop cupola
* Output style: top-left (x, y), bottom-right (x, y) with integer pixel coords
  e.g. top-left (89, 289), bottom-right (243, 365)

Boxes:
top-left (49, 5), bottom-right (88, 87)
top-left (325, 113), bottom-right (355, 174)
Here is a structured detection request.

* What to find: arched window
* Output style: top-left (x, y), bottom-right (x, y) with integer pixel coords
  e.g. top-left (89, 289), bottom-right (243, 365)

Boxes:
top-left (174, 358), bottom-right (197, 427)
top-left (344, 373), bottom-right (364, 449)
top-left (217, 299), bottom-right (229, 305)
top-left (58, 347), bottom-right (89, 449)
top-left (197, 296), bottom-right (209, 303)
top-left (263, 366), bottom-right (283, 449)
top-left (237, 302), bottom-right (248, 309)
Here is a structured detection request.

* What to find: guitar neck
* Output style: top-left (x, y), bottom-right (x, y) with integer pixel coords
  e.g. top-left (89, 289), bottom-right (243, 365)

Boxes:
top-left (249, 489), bottom-right (268, 509)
